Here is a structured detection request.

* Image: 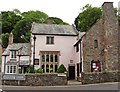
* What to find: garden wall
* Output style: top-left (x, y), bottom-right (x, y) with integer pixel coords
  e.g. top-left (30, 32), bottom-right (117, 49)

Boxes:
top-left (2, 73), bottom-right (67, 86)
top-left (81, 71), bottom-right (120, 84)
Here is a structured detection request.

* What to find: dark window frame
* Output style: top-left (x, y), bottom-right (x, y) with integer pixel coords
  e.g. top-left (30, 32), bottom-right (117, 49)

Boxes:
top-left (46, 36), bottom-right (54, 44)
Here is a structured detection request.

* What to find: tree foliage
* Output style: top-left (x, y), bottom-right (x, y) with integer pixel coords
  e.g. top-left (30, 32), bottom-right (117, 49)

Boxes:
top-left (22, 10), bottom-right (49, 23)
top-left (12, 18), bottom-right (32, 43)
top-left (1, 9), bottom-right (68, 45)
top-left (74, 4), bottom-right (102, 32)
top-left (1, 33), bottom-right (9, 48)
top-left (2, 11), bottom-right (22, 33)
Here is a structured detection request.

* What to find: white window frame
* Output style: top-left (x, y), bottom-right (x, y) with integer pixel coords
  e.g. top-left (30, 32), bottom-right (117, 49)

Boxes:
top-left (6, 65), bottom-right (17, 74)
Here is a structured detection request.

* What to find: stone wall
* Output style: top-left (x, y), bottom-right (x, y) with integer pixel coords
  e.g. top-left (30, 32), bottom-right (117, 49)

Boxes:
top-left (2, 73), bottom-right (67, 86)
top-left (81, 71), bottom-right (119, 84)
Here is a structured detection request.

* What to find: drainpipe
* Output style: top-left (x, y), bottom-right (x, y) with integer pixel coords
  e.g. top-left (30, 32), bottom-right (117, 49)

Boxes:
top-left (79, 39), bottom-right (83, 79)
top-left (80, 39), bottom-right (82, 71)
top-left (4, 56), bottom-right (6, 73)
top-left (33, 35), bottom-right (36, 69)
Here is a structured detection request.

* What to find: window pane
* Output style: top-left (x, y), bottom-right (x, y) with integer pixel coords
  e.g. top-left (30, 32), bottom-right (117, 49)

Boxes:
top-left (50, 65), bottom-right (53, 72)
top-left (13, 66), bottom-right (16, 73)
top-left (10, 66), bottom-right (12, 73)
top-left (50, 55), bottom-right (53, 62)
top-left (55, 55), bottom-right (58, 62)
top-left (55, 65), bottom-right (58, 72)
top-left (7, 66), bottom-right (9, 73)
top-left (51, 37), bottom-right (54, 44)
top-left (42, 65), bottom-right (45, 72)
top-left (46, 65), bottom-right (49, 72)
top-left (46, 37), bottom-right (49, 44)
top-left (42, 55), bottom-right (45, 62)
top-left (46, 55), bottom-right (49, 62)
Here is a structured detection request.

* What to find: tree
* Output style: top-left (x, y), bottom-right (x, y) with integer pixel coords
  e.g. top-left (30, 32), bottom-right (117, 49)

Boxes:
top-left (12, 10), bottom-right (49, 43)
top-left (1, 33), bottom-right (9, 48)
top-left (12, 18), bottom-right (32, 43)
top-left (22, 10), bottom-right (49, 23)
top-left (74, 4), bottom-right (102, 32)
top-left (57, 64), bottom-right (67, 73)
top-left (2, 11), bottom-right (22, 33)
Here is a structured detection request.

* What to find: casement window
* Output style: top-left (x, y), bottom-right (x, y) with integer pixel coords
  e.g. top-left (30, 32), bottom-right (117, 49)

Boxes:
top-left (40, 51), bottom-right (59, 73)
top-left (94, 40), bottom-right (98, 48)
top-left (91, 60), bottom-right (101, 72)
top-left (46, 36), bottom-right (54, 44)
top-left (10, 50), bottom-right (17, 59)
top-left (6, 65), bottom-right (17, 74)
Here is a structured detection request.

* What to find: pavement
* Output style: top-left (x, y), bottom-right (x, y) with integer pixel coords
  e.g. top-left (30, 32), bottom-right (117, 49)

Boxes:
top-left (68, 80), bottom-right (81, 85)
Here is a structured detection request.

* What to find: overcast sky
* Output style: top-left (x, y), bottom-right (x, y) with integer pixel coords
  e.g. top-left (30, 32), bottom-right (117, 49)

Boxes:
top-left (0, 0), bottom-right (119, 25)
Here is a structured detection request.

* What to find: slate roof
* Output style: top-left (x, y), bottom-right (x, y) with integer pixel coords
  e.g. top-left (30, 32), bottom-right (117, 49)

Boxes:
top-left (31, 23), bottom-right (79, 36)
top-left (74, 32), bottom-right (86, 46)
top-left (2, 43), bottom-right (30, 56)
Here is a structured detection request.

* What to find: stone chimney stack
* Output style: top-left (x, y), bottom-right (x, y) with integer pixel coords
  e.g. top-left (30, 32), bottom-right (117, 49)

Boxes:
top-left (102, 2), bottom-right (119, 71)
top-left (102, 2), bottom-right (116, 19)
top-left (118, 1), bottom-right (120, 15)
top-left (9, 32), bottom-right (13, 45)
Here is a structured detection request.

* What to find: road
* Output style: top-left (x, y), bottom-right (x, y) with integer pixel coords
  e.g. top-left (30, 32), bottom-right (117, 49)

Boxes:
top-left (1, 82), bottom-right (119, 91)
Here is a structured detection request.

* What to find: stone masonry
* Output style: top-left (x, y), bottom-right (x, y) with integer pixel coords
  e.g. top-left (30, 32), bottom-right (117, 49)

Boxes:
top-left (2, 74), bottom-right (67, 86)
top-left (82, 2), bottom-right (119, 73)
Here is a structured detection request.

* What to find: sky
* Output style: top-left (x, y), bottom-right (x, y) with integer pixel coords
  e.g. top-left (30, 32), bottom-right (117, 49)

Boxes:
top-left (0, 0), bottom-right (119, 25)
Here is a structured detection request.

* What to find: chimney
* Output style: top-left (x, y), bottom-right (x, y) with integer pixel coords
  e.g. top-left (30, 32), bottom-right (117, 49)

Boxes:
top-left (46, 18), bottom-right (54, 24)
top-left (9, 32), bottom-right (13, 44)
top-left (102, 2), bottom-right (116, 18)
top-left (118, 1), bottom-right (120, 15)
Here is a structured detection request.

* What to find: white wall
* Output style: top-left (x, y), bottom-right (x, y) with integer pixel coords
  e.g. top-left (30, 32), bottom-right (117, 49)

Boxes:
top-left (2, 55), bottom-right (30, 73)
top-left (31, 34), bottom-right (81, 71)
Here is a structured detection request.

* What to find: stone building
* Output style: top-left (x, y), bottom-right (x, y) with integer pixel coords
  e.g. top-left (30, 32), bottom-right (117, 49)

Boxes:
top-left (82, 2), bottom-right (119, 73)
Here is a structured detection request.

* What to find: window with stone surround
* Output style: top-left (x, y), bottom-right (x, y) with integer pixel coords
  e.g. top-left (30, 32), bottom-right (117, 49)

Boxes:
top-left (94, 40), bottom-right (98, 48)
top-left (40, 51), bottom-right (59, 73)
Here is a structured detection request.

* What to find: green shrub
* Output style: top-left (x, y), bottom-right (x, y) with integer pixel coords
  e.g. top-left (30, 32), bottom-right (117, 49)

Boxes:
top-left (57, 64), bottom-right (67, 73)
top-left (26, 66), bottom-right (35, 73)
top-left (35, 68), bottom-right (43, 73)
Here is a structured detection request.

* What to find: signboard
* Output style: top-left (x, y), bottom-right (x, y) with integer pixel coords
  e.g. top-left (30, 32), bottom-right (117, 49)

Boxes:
top-left (2, 74), bottom-right (26, 80)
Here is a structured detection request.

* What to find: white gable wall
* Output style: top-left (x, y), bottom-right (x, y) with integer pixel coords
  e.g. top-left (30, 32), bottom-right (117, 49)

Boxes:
top-left (31, 34), bottom-right (80, 69)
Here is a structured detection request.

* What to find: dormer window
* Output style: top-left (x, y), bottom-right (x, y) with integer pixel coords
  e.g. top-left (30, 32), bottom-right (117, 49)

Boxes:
top-left (10, 50), bottom-right (17, 59)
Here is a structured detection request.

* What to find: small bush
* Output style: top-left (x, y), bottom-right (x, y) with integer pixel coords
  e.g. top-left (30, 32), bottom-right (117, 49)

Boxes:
top-left (57, 64), bottom-right (67, 73)
top-left (35, 68), bottom-right (43, 73)
top-left (26, 66), bottom-right (35, 73)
